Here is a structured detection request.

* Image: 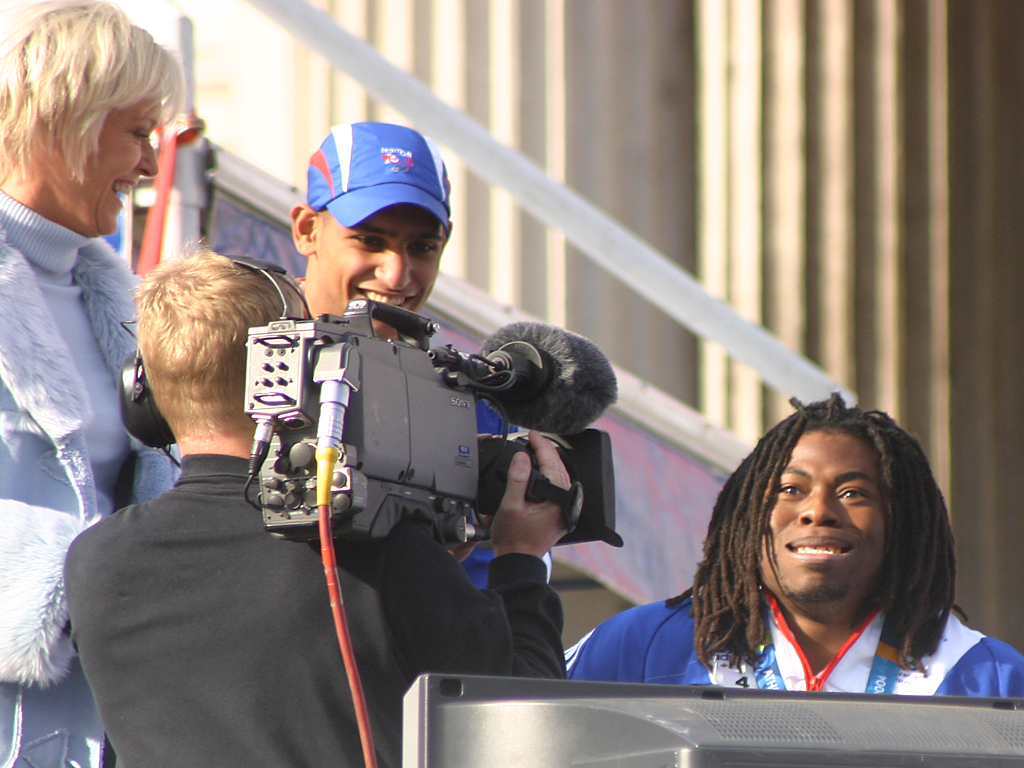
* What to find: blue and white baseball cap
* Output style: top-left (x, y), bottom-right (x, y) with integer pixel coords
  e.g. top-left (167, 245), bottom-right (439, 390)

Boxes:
top-left (306, 122), bottom-right (451, 233)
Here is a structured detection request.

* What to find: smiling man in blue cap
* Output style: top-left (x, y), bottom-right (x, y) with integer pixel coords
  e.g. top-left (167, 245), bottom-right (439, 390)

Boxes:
top-left (292, 122), bottom-right (562, 590)
top-left (291, 122), bottom-right (452, 338)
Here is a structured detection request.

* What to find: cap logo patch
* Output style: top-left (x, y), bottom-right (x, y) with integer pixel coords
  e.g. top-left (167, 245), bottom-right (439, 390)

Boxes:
top-left (381, 147), bottom-right (415, 172)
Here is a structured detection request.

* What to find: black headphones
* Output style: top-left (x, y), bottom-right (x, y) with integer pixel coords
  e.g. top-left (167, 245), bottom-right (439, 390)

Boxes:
top-left (120, 256), bottom-right (308, 448)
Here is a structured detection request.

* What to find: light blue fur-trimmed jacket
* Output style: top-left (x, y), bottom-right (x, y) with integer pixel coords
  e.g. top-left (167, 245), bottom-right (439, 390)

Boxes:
top-left (0, 226), bottom-right (175, 768)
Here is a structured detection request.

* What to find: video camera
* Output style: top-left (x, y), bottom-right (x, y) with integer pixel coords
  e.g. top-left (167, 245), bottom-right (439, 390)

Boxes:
top-left (243, 299), bottom-right (620, 547)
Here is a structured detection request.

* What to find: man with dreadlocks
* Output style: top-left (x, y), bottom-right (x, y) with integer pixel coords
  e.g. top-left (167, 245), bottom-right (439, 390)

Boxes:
top-left (566, 395), bottom-right (1024, 696)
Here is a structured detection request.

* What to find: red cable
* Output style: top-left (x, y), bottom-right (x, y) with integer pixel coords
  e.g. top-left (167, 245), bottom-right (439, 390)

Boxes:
top-left (319, 504), bottom-right (378, 768)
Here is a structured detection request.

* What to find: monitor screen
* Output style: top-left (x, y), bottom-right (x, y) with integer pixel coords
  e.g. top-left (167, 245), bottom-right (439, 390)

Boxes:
top-left (403, 674), bottom-right (1024, 767)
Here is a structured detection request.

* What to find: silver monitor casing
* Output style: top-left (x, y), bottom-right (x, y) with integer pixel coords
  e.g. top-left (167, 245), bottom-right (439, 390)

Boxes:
top-left (403, 674), bottom-right (1024, 768)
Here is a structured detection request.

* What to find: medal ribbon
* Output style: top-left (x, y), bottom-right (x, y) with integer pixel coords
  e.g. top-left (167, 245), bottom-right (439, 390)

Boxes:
top-left (714, 596), bottom-right (905, 693)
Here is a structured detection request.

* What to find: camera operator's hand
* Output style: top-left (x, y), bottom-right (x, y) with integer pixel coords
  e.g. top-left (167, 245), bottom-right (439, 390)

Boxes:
top-left (489, 430), bottom-right (572, 559)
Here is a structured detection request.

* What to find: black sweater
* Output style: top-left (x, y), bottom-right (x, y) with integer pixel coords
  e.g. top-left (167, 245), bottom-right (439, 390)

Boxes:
top-left (66, 454), bottom-right (564, 768)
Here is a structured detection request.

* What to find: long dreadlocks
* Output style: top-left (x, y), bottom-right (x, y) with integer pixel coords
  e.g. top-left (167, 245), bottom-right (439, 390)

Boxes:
top-left (668, 394), bottom-right (956, 671)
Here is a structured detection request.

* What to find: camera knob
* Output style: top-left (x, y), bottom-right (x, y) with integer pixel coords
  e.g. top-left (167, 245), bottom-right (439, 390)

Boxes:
top-left (289, 442), bottom-right (315, 469)
top-left (331, 493), bottom-right (353, 515)
top-left (433, 496), bottom-right (457, 515)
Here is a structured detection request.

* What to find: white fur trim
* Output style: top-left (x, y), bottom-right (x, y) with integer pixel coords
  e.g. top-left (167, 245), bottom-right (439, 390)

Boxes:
top-left (0, 499), bottom-right (85, 686)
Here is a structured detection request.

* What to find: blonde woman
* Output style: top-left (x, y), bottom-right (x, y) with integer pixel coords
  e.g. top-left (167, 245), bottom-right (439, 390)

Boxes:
top-left (0, 2), bottom-right (184, 765)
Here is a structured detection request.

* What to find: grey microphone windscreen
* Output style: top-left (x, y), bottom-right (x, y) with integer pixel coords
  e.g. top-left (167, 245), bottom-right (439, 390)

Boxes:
top-left (480, 322), bottom-right (617, 433)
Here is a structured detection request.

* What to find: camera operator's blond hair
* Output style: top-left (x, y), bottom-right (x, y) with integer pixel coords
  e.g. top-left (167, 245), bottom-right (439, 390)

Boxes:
top-left (0, 0), bottom-right (185, 181)
top-left (135, 249), bottom-right (304, 441)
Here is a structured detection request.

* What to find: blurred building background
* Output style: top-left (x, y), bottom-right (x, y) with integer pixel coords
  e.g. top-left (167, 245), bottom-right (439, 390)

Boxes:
top-left (95, 0), bottom-right (1024, 650)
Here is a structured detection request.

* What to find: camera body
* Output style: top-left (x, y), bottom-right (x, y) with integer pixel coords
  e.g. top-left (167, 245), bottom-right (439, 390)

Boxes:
top-left (245, 301), bottom-right (479, 543)
top-left (244, 299), bottom-right (618, 547)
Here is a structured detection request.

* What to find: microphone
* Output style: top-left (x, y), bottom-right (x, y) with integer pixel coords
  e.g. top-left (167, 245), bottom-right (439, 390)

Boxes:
top-left (480, 322), bottom-right (617, 434)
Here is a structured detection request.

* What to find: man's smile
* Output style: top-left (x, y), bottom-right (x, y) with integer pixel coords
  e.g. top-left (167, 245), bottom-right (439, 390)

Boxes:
top-left (785, 537), bottom-right (854, 558)
top-left (360, 288), bottom-right (417, 307)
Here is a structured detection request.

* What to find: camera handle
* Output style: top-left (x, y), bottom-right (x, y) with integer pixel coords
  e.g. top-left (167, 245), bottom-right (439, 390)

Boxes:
top-left (343, 298), bottom-right (438, 350)
top-left (525, 472), bottom-right (583, 535)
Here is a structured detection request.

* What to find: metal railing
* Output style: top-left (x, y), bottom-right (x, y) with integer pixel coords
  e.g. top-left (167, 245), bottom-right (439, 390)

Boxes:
top-left (242, 0), bottom-right (856, 409)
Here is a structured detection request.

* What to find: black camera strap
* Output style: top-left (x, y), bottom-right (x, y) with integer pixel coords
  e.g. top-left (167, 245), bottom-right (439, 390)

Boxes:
top-left (524, 472), bottom-right (583, 534)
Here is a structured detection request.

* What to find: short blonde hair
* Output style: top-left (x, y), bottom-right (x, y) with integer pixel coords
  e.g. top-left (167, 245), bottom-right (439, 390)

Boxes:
top-left (136, 249), bottom-right (304, 439)
top-left (0, 0), bottom-right (186, 181)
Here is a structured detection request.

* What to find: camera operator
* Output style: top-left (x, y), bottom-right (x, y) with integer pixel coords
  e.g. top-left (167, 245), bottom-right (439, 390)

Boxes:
top-left (64, 250), bottom-right (570, 768)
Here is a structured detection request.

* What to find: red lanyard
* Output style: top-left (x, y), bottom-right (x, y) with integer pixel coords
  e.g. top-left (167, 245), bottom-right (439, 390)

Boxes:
top-left (764, 592), bottom-right (882, 692)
